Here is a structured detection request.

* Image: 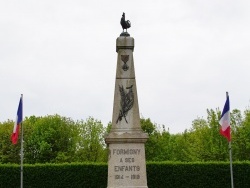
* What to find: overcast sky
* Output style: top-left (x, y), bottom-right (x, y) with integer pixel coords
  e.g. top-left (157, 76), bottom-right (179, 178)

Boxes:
top-left (1, 0), bottom-right (250, 133)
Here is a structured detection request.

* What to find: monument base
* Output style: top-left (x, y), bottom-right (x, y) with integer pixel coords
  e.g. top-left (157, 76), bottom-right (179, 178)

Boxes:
top-left (106, 132), bottom-right (148, 188)
top-left (107, 186), bottom-right (148, 188)
top-left (107, 143), bottom-right (148, 188)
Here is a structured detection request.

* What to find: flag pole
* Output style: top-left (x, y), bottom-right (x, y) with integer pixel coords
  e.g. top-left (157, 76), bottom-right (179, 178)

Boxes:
top-left (20, 94), bottom-right (23, 188)
top-left (226, 92), bottom-right (234, 188)
top-left (229, 141), bottom-right (234, 188)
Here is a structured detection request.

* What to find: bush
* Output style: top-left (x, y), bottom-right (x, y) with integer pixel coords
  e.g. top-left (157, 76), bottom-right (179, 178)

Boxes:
top-left (0, 162), bottom-right (249, 188)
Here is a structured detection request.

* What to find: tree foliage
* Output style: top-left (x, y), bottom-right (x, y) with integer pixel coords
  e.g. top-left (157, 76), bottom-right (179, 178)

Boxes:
top-left (2, 108), bottom-right (250, 164)
top-left (24, 115), bottom-right (79, 163)
top-left (75, 117), bottom-right (107, 162)
top-left (141, 108), bottom-right (250, 162)
top-left (0, 115), bottom-right (107, 164)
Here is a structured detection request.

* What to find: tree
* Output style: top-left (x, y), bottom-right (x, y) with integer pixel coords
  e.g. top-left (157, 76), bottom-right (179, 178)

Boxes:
top-left (206, 109), bottom-right (228, 161)
top-left (0, 120), bottom-right (20, 163)
top-left (75, 117), bottom-right (106, 162)
top-left (2, 107), bottom-right (250, 164)
top-left (233, 110), bottom-right (250, 160)
top-left (24, 115), bottom-right (78, 163)
top-left (140, 118), bottom-right (160, 161)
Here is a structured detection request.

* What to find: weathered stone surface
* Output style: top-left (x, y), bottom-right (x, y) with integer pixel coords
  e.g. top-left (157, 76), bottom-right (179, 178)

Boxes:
top-left (107, 143), bottom-right (147, 188)
top-left (105, 35), bottom-right (148, 188)
top-left (116, 37), bottom-right (134, 52)
top-left (105, 132), bottom-right (148, 144)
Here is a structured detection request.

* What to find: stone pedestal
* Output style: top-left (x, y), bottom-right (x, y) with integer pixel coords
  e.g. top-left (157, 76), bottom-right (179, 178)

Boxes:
top-left (105, 35), bottom-right (148, 188)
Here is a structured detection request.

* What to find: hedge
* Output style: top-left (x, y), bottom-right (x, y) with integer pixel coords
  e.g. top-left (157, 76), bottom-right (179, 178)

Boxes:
top-left (0, 162), bottom-right (249, 188)
top-left (146, 161), bottom-right (250, 188)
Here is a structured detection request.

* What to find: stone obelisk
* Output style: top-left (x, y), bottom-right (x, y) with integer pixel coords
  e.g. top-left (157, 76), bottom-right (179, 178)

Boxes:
top-left (105, 13), bottom-right (148, 188)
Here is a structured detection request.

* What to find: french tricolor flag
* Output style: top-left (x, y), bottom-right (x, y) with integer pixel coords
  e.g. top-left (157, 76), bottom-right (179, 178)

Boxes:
top-left (219, 94), bottom-right (231, 142)
top-left (11, 97), bottom-right (23, 144)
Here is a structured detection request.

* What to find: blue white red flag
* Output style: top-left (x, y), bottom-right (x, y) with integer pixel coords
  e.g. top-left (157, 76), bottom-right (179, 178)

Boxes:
top-left (11, 97), bottom-right (23, 144)
top-left (219, 94), bottom-right (231, 142)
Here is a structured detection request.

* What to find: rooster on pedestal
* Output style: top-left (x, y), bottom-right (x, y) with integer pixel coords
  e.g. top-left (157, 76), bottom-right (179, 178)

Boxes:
top-left (120, 12), bottom-right (131, 33)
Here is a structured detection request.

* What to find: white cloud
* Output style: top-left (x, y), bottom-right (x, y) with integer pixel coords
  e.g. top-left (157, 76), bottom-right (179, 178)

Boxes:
top-left (1, 0), bottom-right (250, 133)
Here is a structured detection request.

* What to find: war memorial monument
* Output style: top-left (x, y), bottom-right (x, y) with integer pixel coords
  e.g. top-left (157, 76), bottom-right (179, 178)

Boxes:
top-left (105, 13), bottom-right (149, 188)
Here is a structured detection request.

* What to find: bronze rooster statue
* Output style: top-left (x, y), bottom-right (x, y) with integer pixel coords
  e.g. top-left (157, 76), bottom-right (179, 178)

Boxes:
top-left (120, 12), bottom-right (131, 32)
